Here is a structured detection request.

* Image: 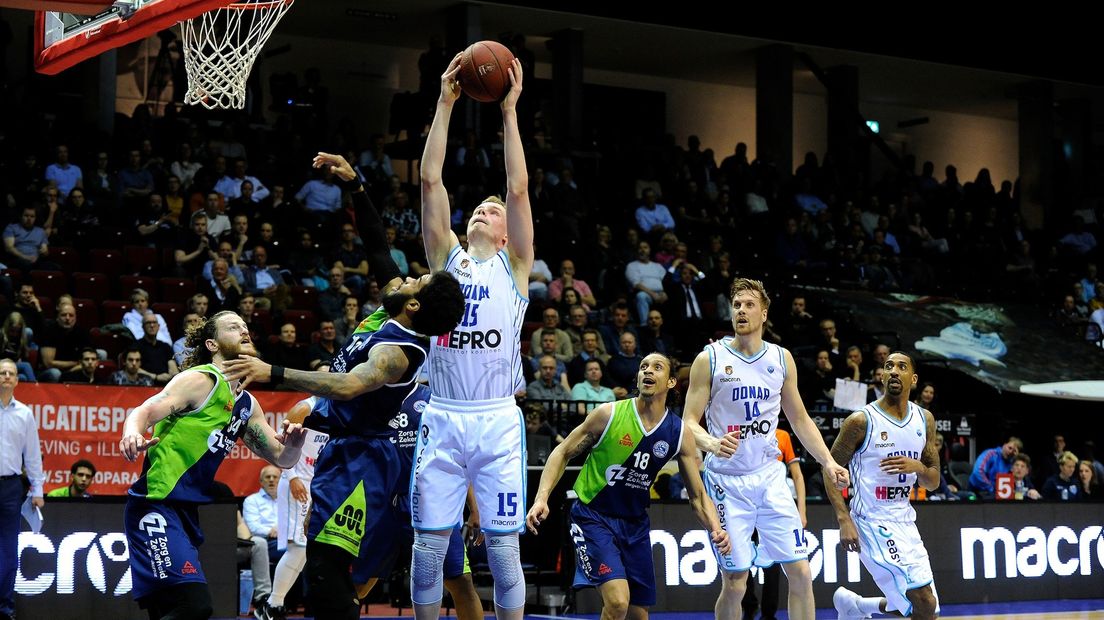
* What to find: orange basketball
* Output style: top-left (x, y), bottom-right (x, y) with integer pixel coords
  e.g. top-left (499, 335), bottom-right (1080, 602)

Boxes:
top-left (458, 40), bottom-right (515, 103)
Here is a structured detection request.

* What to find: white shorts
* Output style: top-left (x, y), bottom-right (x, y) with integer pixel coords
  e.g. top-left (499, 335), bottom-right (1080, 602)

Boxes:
top-left (852, 514), bottom-right (939, 616)
top-left (705, 460), bottom-right (807, 571)
top-left (410, 396), bottom-right (525, 533)
top-left (276, 475), bottom-right (312, 548)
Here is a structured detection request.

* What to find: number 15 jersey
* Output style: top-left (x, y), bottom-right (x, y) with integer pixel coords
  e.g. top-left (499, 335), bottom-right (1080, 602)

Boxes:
top-left (703, 339), bottom-right (788, 476)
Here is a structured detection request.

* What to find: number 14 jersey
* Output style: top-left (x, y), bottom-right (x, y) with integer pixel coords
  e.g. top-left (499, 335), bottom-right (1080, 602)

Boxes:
top-left (703, 339), bottom-right (788, 476)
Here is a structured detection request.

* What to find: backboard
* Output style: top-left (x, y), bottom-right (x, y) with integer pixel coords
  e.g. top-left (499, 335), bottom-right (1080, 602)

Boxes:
top-left (34, 0), bottom-right (233, 75)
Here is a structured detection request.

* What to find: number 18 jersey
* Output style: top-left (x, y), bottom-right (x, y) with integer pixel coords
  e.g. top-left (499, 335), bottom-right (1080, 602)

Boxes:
top-left (703, 339), bottom-right (787, 476)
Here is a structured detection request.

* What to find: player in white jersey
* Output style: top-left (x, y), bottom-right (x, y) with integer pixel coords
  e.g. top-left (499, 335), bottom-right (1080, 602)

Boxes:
top-left (265, 397), bottom-right (327, 619)
top-left (827, 352), bottom-right (940, 620)
top-left (412, 52), bottom-right (533, 620)
top-left (684, 278), bottom-right (849, 620)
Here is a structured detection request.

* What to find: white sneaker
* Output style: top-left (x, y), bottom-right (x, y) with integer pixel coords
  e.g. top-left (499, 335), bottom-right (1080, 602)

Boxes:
top-left (833, 586), bottom-right (870, 619)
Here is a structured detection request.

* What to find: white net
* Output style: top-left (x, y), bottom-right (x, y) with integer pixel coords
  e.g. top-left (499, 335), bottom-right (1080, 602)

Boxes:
top-left (181, 0), bottom-right (294, 109)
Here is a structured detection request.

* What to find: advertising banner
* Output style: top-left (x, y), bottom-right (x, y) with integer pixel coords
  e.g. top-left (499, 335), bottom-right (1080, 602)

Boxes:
top-left (21, 384), bottom-right (308, 496)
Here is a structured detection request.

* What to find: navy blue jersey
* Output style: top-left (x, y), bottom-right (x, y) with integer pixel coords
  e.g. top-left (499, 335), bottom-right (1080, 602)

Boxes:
top-left (307, 319), bottom-right (428, 437)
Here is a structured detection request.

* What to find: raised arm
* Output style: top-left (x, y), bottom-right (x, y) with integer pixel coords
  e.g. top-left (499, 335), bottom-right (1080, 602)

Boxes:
top-left (421, 54), bottom-right (463, 272)
top-left (500, 58), bottom-right (533, 278)
top-left (683, 350), bottom-right (739, 457)
top-left (223, 344), bottom-right (411, 399)
top-left (676, 422), bottom-right (731, 554)
top-left (779, 348), bottom-right (849, 490)
top-left (824, 411), bottom-right (866, 552)
top-left (119, 370), bottom-right (213, 461)
top-left (525, 402), bottom-right (613, 534)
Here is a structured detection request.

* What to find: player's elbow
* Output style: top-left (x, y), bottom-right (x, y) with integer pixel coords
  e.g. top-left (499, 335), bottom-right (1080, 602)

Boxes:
top-left (420, 169), bottom-right (444, 189)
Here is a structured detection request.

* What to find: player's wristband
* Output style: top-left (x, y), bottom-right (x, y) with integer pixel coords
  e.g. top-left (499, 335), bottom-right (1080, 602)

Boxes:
top-left (270, 365), bottom-right (285, 386)
top-left (336, 175), bottom-right (363, 193)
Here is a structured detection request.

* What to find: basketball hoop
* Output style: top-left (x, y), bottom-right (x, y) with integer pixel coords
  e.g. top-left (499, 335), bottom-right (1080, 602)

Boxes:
top-left (181, 0), bottom-right (293, 109)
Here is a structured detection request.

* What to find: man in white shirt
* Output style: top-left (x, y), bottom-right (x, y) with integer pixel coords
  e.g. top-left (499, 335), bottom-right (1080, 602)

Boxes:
top-left (625, 241), bottom-right (668, 326)
top-left (0, 358), bottom-right (45, 620)
top-left (121, 288), bottom-right (172, 345)
top-left (215, 158), bottom-right (269, 203)
top-left (201, 192), bottom-right (232, 238)
top-left (243, 465), bottom-right (283, 608)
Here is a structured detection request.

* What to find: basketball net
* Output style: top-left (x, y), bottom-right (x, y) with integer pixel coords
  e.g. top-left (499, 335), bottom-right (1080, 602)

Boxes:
top-left (181, 0), bottom-right (294, 110)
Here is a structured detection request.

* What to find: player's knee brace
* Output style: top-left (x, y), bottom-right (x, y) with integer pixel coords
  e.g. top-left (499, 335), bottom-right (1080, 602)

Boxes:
top-left (486, 533), bottom-right (525, 610)
top-left (282, 542), bottom-right (307, 573)
top-left (411, 531), bottom-right (450, 606)
top-left (305, 542), bottom-right (359, 620)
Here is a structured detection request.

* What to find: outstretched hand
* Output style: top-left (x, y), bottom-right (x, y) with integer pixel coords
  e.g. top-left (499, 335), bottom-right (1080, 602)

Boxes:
top-left (440, 53), bottom-right (463, 104)
top-left (223, 357), bottom-right (272, 392)
top-left (313, 152), bottom-right (357, 182)
top-left (501, 58), bottom-right (524, 111)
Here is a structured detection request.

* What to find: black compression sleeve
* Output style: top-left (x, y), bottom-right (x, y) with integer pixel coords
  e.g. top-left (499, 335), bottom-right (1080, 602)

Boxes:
top-left (350, 188), bottom-right (401, 285)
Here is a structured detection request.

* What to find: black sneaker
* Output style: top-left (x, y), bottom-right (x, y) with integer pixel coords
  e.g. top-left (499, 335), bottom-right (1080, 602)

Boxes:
top-left (267, 604), bottom-right (289, 620)
top-left (252, 600), bottom-right (271, 620)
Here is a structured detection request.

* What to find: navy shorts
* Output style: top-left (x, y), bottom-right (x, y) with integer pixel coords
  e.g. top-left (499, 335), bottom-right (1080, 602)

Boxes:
top-left (309, 435), bottom-right (401, 560)
top-left (124, 496), bottom-right (206, 601)
top-left (569, 501), bottom-right (656, 606)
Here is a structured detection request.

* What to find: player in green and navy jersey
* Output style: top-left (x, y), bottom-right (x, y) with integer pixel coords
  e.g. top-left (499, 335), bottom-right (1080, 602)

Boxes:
top-left (526, 353), bottom-right (730, 619)
top-left (119, 311), bottom-right (307, 620)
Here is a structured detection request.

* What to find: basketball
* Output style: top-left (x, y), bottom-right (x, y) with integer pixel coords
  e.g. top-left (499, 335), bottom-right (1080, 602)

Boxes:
top-left (457, 40), bottom-right (515, 103)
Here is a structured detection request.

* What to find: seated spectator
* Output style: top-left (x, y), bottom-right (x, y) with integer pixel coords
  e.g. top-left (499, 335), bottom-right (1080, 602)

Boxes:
top-left (598, 303), bottom-right (638, 358)
top-left (266, 323), bottom-right (310, 372)
top-left (122, 288), bottom-right (172, 345)
top-left (46, 459), bottom-right (95, 498)
top-left (44, 144), bottom-right (83, 199)
top-left (296, 166), bottom-right (342, 215)
top-left (625, 241), bottom-right (668, 325)
top-left (187, 293), bottom-right (209, 321)
top-left (135, 315), bottom-right (178, 384)
top-left (1, 312), bottom-right (36, 382)
top-left (528, 308), bottom-right (573, 363)
top-left (638, 309), bottom-right (675, 357)
top-left (548, 259), bottom-right (596, 309)
top-left (117, 149), bottom-right (154, 205)
top-left (133, 193), bottom-right (179, 248)
top-left (173, 312), bottom-right (202, 368)
top-left (386, 226), bottom-right (410, 277)
top-left (308, 320), bottom-right (339, 370)
top-left (202, 240), bottom-right (246, 283)
top-left (1057, 215), bottom-right (1097, 257)
top-left (317, 265), bottom-right (353, 321)
top-left (1076, 460), bottom-right (1101, 502)
top-left (663, 263), bottom-right (708, 355)
top-left (39, 303), bottom-right (93, 383)
top-left (332, 223), bottom-right (369, 295)
top-left (333, 296), bottom-right (361, 344)
top-left (242, 465), bottom-right (283, 605)
top-left (362, 278), bottom-right (383, 315)
top-left (216, 158), bottom-right (269, 203)
top-left (60, 347), bottom-right (100, 384)
top-left (607, 332), bottom-right (644, 391)
top-left (111, 348), bottom-right (155, 387)
top-left (4, 206), bottom-right (59, 271)
top-left (198, 257), bottom-right (244, 314)
top-left (524, 404), bottom-right (564, 445)
top-left (802, 350), bottom-right (837, 404)
top-left (913, 382), bottom-right (943, 415)
top-left (288, 228), bottom-right (327, 287)
top-left (12, 284), bottom-right (45, 340)
top-left (563, 304), bottom-right (603, 357)
top-left (635, 188), bottom-right (675, 235)
top-left (1042, 451), bottom-right (1080, 501)
top-left (570, 359), bottom-right (617, 412)
top-left (174, 211), bottom-right (215, 278)
top-left (566, 328), bottom-right (613, 386)
top-left (528, 247), bottom-right (554, 301)
top-left (525, 355), bottom-right (571, 402)
top-left (224, 214), bottom-right (254, 264)
top-left (528, 332), bottom-right (568, 381)
top-left (200, 191), bottom-right (231, 238)
top-left (1010, 454), bottom-right (1042, 500)
top-left (242, 245), bottom-right (291, 312)
top-left (969, 437), bottom-right (1023, 498)
top-left (841, 345), bottom-right (864, 382)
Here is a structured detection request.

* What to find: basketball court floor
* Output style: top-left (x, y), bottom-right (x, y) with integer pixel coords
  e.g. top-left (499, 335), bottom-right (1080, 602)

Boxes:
top-left (219, 598), bottom-right (1104, 619)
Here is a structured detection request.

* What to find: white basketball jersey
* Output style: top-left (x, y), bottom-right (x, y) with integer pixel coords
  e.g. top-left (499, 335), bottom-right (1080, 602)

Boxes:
top-left (703, 339), bottom-right (788, 475)
top-left (849, 401), bottom-right (927, 523)
top-left (429, 246), bottom-right (527, 400)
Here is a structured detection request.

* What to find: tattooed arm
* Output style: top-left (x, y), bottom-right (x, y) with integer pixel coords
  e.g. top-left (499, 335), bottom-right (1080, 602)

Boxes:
top-left (119, 370), bottom-right (211, 461)
top-left (824, 411), bottom-right (867, 552)
top-left (525, 402), bottom-right (613, 534)
top-left (223, 344), bottom-right (411, 400)
top-left (242, 395), bottom-right (306, 468)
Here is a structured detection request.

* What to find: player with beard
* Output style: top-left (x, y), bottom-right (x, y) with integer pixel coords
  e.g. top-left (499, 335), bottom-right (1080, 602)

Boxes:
top-left (828, 352), bottom-right (940, 620)
top-left (225, 153), bottom-right (465, 619)
top-left (683, 278), bottom-right (849, 620)
top-left (119, 311), bottom-right (307, 620)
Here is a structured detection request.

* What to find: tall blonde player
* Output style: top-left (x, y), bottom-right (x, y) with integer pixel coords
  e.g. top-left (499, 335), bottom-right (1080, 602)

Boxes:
top-left (827, 352), bottom-right (940, 620)
top-left (412, 52), bottom-right (533, 620)
top-left (683, 278), bottom-right (849, 620)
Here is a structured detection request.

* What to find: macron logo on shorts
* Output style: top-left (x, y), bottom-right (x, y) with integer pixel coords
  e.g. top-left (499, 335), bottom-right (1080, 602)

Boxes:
top-left (619, 434), bottom-right (633, 446)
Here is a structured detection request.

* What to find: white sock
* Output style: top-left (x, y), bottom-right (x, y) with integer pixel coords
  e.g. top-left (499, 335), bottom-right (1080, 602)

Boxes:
top-left (857, 596), bottom-right (883, 616)
top-left (267, 543), bottom-right (306, 607)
